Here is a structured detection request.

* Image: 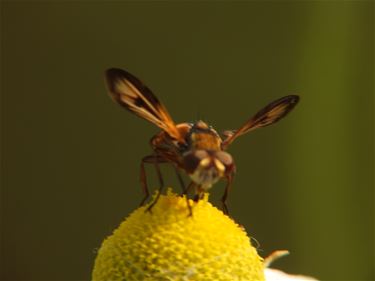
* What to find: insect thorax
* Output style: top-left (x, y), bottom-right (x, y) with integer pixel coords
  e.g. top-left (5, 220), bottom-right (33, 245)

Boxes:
top-left (186, 120), bottom-right (222, 151)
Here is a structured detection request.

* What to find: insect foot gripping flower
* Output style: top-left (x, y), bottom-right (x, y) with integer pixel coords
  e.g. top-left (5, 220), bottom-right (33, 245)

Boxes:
top-left (92, 190), bottom-right (265, 281)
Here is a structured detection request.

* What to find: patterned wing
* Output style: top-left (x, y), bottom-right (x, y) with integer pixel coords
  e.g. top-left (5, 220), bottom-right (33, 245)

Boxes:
top-left (222, 95), bottom-right (299, 149)
top-left (105, 68), bottom-right (182, 142)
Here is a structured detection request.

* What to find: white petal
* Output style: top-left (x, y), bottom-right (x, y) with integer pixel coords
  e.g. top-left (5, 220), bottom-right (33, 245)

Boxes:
top-left (265, 268), bottom-right (318, 281)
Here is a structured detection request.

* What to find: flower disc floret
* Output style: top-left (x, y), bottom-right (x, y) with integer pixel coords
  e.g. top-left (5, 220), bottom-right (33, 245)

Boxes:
top-left (92, 191), bottom-right (264, 281)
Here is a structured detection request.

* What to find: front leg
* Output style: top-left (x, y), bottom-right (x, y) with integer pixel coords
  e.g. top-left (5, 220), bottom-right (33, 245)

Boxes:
top-left (174, 167), bottom-right (186, 194)
top-left (146, 156), bottom-right (165, 212)
top-left (183, 181), bottom-right (196, 217)
top-left (139, 155), bottom-right (167, 210)
top-left (193, 185), bottom-right (205, 202)
top-left (221, 173), bottom-right (234, 215)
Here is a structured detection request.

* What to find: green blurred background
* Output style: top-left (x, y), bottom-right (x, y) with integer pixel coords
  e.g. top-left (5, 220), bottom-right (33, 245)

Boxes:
top-left (1, 1), bottom-right (373, 280)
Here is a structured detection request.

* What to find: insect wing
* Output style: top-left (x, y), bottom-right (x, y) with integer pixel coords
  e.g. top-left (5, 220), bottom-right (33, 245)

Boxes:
top-left (222, 95), bottom-right (299, 149)
top-left (105, 68), bottom-right (182, 141)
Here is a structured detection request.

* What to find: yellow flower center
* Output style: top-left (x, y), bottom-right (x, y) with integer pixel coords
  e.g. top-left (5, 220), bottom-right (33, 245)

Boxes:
top-left (92, 190), bottom-right (265, 281)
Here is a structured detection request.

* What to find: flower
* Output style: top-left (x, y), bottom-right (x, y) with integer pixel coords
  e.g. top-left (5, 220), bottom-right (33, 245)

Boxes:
top-left (264, 251), bottom-right (318, 281)
top-left (92, 190), bottom-right (318, 281)
top-left (92, 190), bottom-right (264, 281)
top-left (264, 268), bottom-right (317, 281)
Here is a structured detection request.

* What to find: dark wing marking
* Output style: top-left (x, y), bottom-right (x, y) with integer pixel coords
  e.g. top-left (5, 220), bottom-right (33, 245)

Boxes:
top-left (105, 68), bottom-right (183, 141)
top-left (222, 95), bottom-right (300, 149)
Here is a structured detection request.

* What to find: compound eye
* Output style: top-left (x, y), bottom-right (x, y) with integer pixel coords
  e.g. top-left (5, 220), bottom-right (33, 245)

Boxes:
top-left (183, 150), bottom-right (209, 173)
top-left (215, 151), bottom-right (233, 166)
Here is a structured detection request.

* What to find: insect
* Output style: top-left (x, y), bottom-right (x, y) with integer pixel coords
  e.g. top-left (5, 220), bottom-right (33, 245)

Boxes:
top-left (105, 68), bottom-right (299, 215)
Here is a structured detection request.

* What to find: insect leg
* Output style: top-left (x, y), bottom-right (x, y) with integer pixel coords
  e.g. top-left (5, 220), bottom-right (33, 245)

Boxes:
top-left (183, 181), bottom-right (196, 217)
top-left (174, 167), bottom-right (186, 193)
top-left (139, 155), bottom-right (167, 209)
top-left (221, 174), bottom-right (234, 215)
top-left (139, 157), bottom-right (150, 207)
top-left (146, 156), bottom-right (166, 212)
top-left (193, 185), bottom-right (204, 202)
